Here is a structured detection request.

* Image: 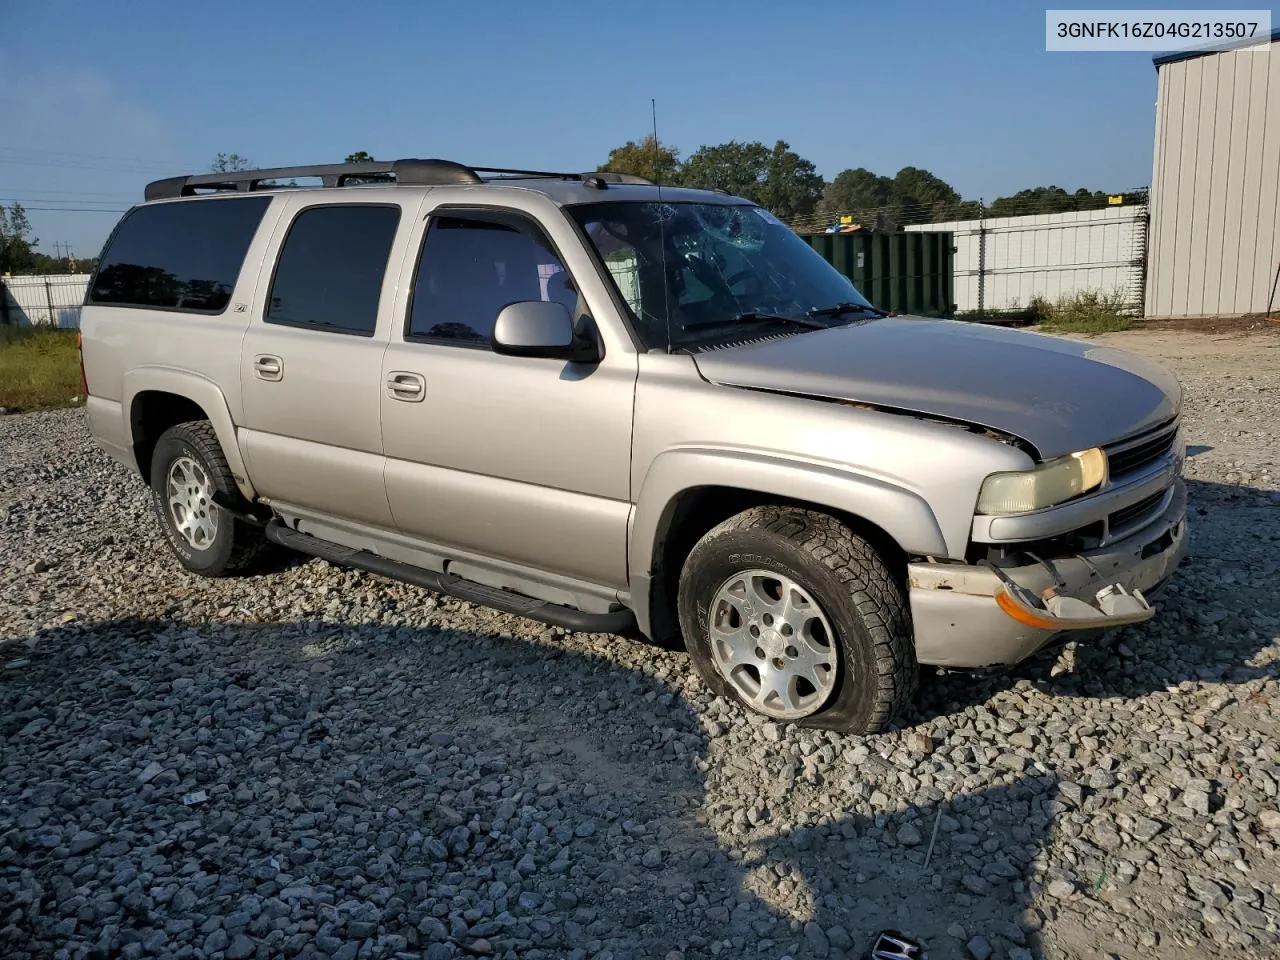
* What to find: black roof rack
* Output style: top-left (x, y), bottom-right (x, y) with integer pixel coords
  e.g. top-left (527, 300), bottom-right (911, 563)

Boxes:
top-left (143, 159), bottom-right (655, 201)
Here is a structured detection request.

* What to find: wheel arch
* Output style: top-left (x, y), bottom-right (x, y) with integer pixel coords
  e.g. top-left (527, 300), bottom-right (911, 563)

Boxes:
top-left (123, 368), bottom-right (255, 500)
top-left (628, 448), bottom-right (948, 642)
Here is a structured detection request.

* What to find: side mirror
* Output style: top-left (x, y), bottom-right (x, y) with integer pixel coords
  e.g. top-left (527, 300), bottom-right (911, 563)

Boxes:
top-left (492, 301), bottom-right (599, 362)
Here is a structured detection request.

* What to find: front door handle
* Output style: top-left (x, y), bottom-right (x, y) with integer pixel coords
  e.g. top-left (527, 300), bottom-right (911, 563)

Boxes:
top-left (386, 371), bottom-right (425, 402)
top-left (253, 354), bottom-right (283, 382)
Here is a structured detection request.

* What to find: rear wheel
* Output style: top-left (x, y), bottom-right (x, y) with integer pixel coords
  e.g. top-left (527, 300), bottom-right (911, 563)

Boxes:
top-left (677, 506), bottom-right (916, 735)
top-left (149, 420), bottom-right (265, 576)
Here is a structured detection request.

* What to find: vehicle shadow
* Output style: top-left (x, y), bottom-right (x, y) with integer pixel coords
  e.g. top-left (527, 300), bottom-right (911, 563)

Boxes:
top-left (911, 476), bottom-right (1280, 726)
top-left (1, 614), bottom-right (1061, 960)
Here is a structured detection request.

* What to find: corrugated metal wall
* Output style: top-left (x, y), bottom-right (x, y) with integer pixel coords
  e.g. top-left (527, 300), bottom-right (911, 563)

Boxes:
top-left (1147, 37), bottom-right (1280, 318)
top-left (905, 207), bottom-right (1147, 313)
top-left (800, 231), bottom-right (954, 316)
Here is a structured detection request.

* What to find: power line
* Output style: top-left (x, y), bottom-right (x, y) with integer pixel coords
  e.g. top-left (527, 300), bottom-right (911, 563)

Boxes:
top-left (0, 158), bottom-right (173, 174)
top-left (0, 147), bottom-right (192, 165)
top-left (1, 196), bottom-right (130, 207)
top-left (786, 188), bottom-right (1149, 230)
top-left (4, 184), bottom-right (1150, 225)
top-left (0, 187), bottom-right (140, 199)
top-left (4, 205), bottom-right (127, 213)
top-left (0, 149), bottom-right (191, 174)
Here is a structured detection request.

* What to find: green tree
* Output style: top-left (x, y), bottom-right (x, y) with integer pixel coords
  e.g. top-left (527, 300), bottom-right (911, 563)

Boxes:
top-left (987, 185), bottom-right (1111, 216)
top-left (212, 151), bottom-right (304, 189)
top-left (598, 135), bottom-right (681, 185)
top-left (211, 152), bottom-right (252, 173)
top-left (682, 140), bottom-right (823, 221)
top-left (891, 166), bottom-right (966, 223)
top-left (819, 167), bottom-right (896, 220)
top-left (756, 140), bottom-right (824, 221)
top-left (682, 140), bottom-right (771, 198)
top-left (1, 203), bottom-right (37, 275)
top-left (815, 165), bottom-right (978, 228)
top-left (342, 150), bottom-right (389, 186)
top-left (29, 251), bottom-right (93, 274)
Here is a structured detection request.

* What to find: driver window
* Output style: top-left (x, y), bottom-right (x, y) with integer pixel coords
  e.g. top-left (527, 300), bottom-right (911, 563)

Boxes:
top-left (407, 215), bottom-right (579, 347)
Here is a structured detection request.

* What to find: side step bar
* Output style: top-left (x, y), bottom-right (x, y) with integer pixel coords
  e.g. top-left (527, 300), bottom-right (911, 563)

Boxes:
top-left (264, 520), bottom-right (636, 635)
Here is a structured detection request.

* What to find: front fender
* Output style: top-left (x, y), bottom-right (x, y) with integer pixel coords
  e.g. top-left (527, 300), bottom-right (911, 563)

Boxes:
top-left (627, 447), bottom-right (949, 635)
top-left (122, 366), bottom-right (256, 500)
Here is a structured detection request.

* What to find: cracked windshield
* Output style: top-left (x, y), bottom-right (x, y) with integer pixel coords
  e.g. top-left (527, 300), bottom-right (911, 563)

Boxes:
top-left (571, 201), bottom-right (876, 350)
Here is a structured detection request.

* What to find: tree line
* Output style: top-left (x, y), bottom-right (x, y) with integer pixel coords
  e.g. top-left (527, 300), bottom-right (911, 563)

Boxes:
top-left (1, 205), bottom-right (97, 276)
top-left (0, 142), bottom-right (1141, 277)
top-left (221, 147), bottom-right (1133, 229)
top-left (597, 135), bottom-right (1138, 229)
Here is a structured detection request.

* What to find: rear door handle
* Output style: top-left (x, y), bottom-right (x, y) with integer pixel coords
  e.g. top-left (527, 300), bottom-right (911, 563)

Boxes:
top-left (386, 371), bottom-right (425, 402)
top-left (253, 354), bottom-right (283, 381)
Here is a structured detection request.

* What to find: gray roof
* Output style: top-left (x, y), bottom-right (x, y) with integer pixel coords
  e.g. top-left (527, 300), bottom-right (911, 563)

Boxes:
top-left (1153, 27), bottom-right (1279, 67)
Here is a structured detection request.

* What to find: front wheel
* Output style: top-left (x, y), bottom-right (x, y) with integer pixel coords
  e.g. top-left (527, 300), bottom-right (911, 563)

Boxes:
top-left (677, 506), bottom-right (916, 735)
top-left (149, 420), bottom-right (266, 577)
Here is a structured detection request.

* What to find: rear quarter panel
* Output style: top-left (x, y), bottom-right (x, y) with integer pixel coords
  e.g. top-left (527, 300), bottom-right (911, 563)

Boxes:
top-left (80, 197), bottom-right (287, 475)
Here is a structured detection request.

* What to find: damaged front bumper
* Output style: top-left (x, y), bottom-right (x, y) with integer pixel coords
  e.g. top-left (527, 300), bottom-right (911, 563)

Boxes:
top-left (908, 478), bottom-right (1188, 668)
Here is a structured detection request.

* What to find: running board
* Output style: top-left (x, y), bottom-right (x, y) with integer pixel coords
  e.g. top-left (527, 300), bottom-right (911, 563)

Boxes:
top-left (264, 520), bottom-right (635, 634)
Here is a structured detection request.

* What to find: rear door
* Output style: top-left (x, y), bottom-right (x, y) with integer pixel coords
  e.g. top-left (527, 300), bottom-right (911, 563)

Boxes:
top-left (80, 194), bottom-right (276, 473)
top-left (238, 194), bottom-right (416, 529)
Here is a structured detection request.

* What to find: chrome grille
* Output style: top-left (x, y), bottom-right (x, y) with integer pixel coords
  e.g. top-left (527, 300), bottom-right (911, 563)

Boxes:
top-left (1105, 420), bottom-right (1178, 478)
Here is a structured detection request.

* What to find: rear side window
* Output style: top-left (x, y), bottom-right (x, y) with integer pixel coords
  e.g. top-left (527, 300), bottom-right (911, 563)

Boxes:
top-left (90, 196), bottom-right (270, 313)
top-left (266, 205), bottom-right (401, 336)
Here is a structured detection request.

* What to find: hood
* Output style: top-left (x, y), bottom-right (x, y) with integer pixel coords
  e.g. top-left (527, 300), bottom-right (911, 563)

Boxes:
top-left (691, 317), bottom-right (1182, 459)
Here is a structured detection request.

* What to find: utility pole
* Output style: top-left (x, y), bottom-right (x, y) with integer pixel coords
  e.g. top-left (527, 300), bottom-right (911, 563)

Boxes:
top-left (53, 242), bottom-right (74, 272)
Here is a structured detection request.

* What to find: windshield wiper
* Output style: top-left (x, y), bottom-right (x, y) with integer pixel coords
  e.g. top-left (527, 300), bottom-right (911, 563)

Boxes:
top-left (683, 311), bottom-right (829, 333)
top-left (807, 301), bottom-right (887, 318)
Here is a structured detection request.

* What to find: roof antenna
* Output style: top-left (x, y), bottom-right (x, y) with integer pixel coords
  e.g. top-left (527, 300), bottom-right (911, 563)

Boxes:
top-left (652, 97), bottom-right (673, 355)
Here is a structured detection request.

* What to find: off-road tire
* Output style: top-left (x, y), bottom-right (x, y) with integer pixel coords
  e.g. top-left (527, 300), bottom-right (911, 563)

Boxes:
top-left (149, 420), bottom-right (266, 577)
top-left (677, 506), bottom-right (916, 735)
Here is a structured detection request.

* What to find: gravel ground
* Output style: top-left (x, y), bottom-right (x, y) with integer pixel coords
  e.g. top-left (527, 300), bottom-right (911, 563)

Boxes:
top-left (3, 327), bottom-right (1280, 960)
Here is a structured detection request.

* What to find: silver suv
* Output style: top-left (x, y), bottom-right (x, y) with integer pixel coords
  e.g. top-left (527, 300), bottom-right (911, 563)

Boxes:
top-left (81, 158), bottom-right (1188, 734)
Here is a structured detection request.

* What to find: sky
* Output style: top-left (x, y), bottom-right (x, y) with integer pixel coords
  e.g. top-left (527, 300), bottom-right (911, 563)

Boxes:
top-left (0, 0), bottom-right (1243, 257)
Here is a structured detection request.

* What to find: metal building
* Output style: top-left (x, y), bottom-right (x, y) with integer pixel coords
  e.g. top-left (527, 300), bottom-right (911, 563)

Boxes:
top-left (1146, 29), bottom-right (1280, 319)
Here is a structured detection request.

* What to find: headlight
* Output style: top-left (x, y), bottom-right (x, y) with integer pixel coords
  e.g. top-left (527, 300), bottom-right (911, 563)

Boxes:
top-left (976, 448), bottom-right (1107, 514)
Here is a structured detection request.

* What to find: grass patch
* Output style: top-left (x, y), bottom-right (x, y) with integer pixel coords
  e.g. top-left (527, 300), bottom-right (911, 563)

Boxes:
top-left (1032, 290), bottom-right (1136, 334)
top-left (955, 290), bottom-right (1139, 333)
top-left (0, 326), bottom-right (83, 413)
top-left (953, 306), bottom-right (1029, 324)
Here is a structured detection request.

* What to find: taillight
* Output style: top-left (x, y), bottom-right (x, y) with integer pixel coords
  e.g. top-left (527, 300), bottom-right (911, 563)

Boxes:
top-left (77, 331), bottom-right (89, 398)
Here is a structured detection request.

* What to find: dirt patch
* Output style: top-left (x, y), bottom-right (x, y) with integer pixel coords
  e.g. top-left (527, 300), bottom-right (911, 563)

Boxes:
top-left (1138, 314), bottom-right (1280, 336)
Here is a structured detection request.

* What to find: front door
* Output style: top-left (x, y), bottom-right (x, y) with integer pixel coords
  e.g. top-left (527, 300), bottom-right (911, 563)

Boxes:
top-left (239, 197), bottom-right (411, 529)
top-left (379, 204), bottom-right (636, 590)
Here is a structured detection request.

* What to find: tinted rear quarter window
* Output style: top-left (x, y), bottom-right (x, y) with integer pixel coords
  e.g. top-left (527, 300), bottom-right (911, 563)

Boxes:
top-left (90, 196), bottom-right (271, 313)
top-left (266, 205), bottom-right (401, 336)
